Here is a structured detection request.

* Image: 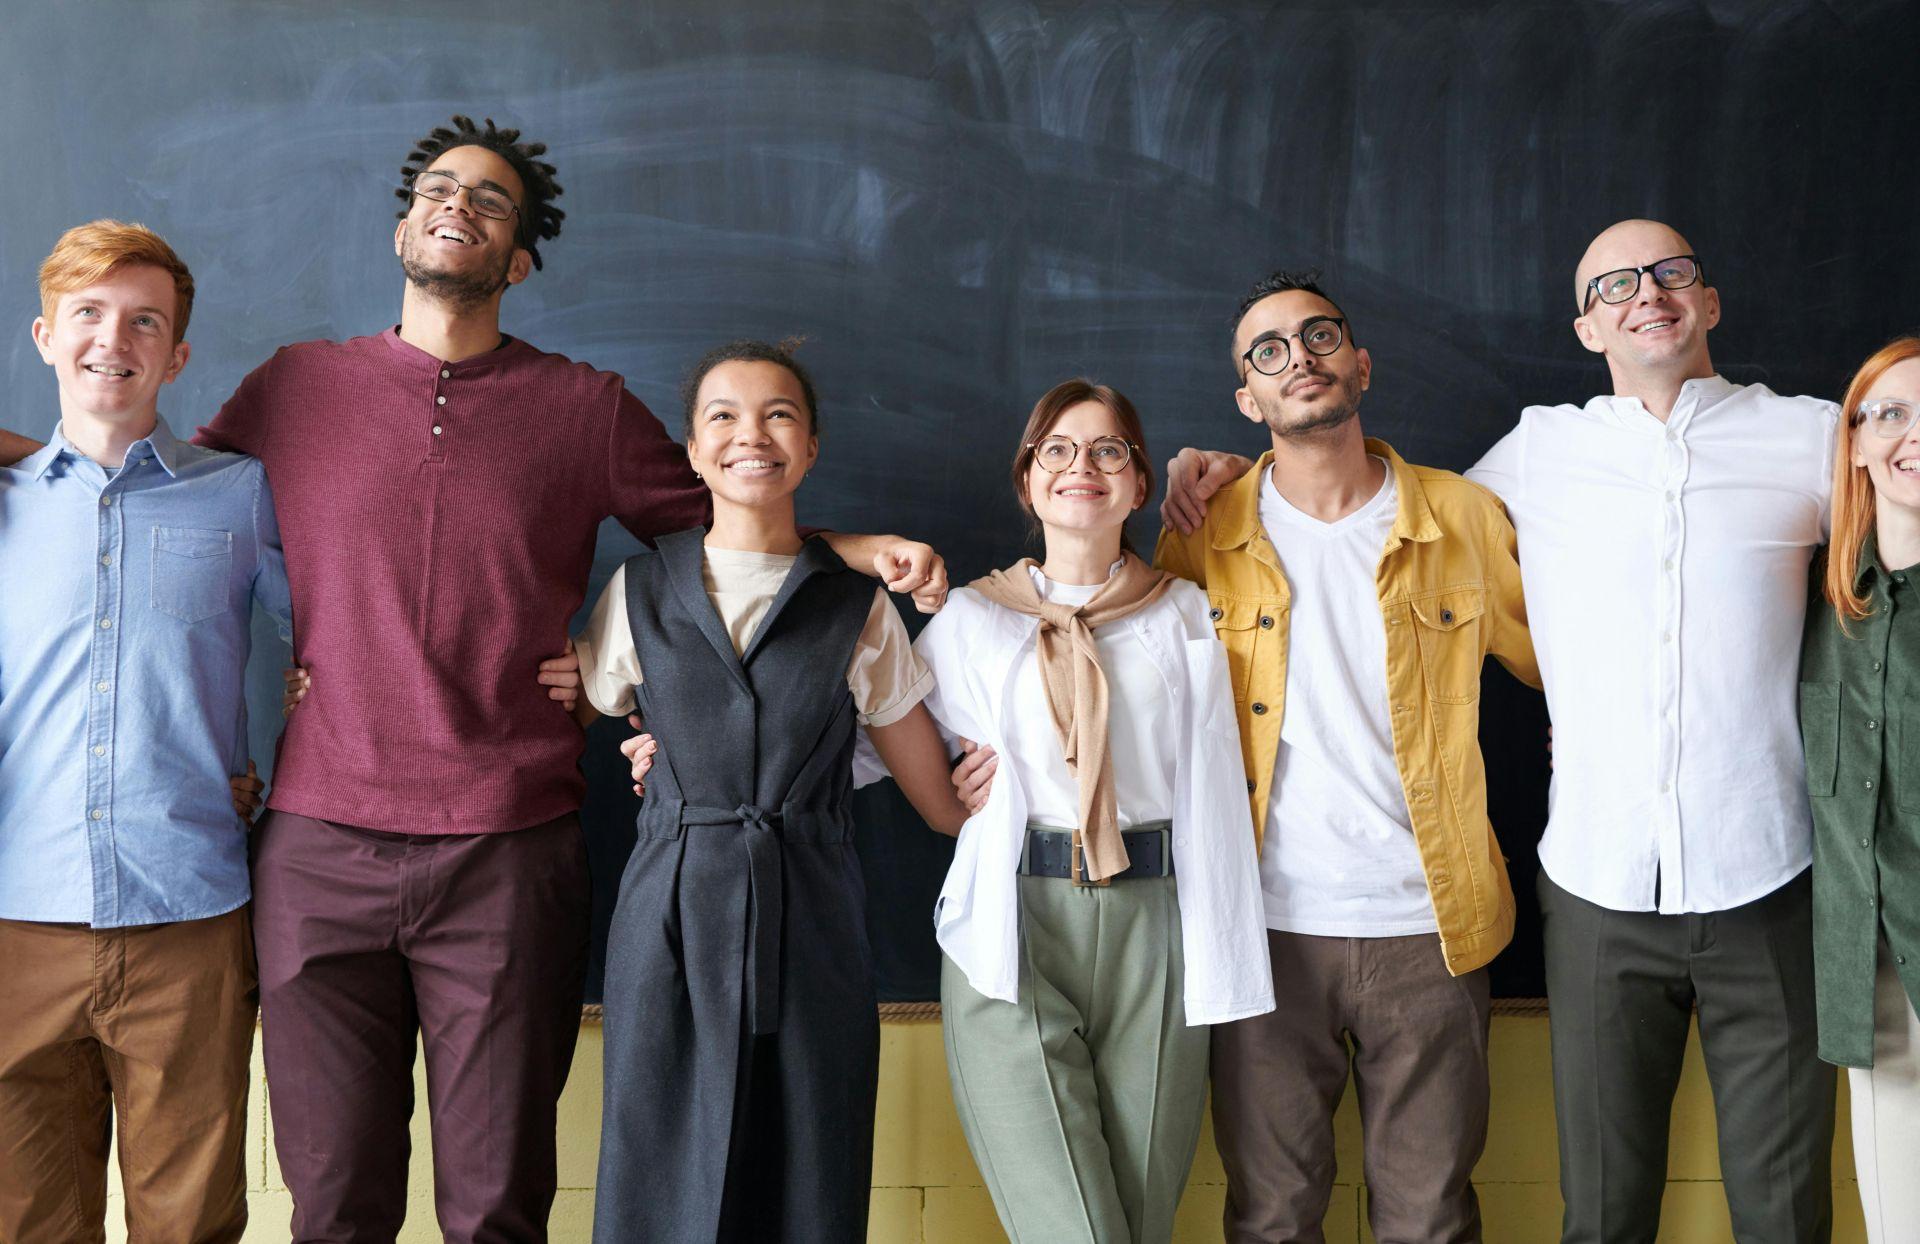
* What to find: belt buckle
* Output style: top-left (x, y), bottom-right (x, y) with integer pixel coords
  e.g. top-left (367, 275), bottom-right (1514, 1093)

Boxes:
top-left (1070, 834), bottom-right (1110, 887)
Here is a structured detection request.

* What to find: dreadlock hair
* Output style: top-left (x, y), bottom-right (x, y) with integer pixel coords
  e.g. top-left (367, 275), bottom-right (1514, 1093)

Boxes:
top-left (680, 339), bottom-right (821, 441)
top-left (395, 115), bottom-right (565, 270)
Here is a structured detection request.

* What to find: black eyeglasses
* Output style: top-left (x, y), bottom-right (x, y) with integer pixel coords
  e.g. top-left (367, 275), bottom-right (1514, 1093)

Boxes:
top-left (1580, 255), bottom-right (1703, 312)
top-left (1241, 317), bottom-right (1345, 377)
top-left (408, 171), bottom-right (521, 222)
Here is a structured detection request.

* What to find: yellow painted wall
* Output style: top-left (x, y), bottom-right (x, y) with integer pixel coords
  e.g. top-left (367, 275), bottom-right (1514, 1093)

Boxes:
top-left (105, 1015), bottom-right (1864, 1242)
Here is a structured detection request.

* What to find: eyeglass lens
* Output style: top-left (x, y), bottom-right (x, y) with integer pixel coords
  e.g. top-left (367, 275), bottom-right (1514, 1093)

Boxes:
top-left (1861, 400), bottom-right (1919, 438)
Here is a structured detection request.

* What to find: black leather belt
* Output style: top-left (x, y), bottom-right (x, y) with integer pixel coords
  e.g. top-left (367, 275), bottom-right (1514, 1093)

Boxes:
top-left (1020, 823), bottom-right (1174, 884)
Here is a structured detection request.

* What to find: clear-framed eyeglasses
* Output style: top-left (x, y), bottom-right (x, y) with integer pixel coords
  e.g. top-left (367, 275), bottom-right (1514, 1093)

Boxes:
top-left (1855, 398), bottom-right (1920, 439)
top-left (1241, 317), bottom-right (1345, 376)
top-left (1580, 255), bottom-right (1703, 312)
top-left (408, 170), bottom-right (522, 222)
top-left (1027, 434), bottom-right (1138, 474)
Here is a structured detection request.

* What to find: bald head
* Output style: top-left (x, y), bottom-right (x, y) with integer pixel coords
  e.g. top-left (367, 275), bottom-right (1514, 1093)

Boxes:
top-left (1574, 219), bottom-right (1695, 310)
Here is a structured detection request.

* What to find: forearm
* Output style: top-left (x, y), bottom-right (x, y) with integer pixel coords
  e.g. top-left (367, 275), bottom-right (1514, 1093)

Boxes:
top-left (0, 427), bottom-right (44, 467)
top-left (868, 704), bottom-right (970, 836)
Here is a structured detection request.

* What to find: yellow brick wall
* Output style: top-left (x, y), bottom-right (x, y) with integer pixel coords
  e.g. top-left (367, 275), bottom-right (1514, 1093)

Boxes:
top-left (104, 1015), bottom-right (1865, 1242)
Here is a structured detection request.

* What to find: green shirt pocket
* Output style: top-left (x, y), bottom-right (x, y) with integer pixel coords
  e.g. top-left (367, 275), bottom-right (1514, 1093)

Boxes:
top-left (1800, 680), bottom-right (1840, 798)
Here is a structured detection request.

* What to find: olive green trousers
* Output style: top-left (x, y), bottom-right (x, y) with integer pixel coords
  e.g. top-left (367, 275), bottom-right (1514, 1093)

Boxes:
top-left (942, 873), bottom-right (1209, 1244)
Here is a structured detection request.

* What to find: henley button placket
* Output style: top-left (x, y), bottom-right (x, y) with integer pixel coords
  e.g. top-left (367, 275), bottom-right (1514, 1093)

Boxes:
top-left (428, 373), bottom-right (449, 461)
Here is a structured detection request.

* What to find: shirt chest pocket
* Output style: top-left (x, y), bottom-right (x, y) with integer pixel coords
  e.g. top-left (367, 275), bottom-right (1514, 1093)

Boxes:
top-left (151, 527), bottom-right (233, 624)
top-left (1409, 587), bottom-right (1486, 704)
top-left (1206, 593), bottom-right (1271, 703)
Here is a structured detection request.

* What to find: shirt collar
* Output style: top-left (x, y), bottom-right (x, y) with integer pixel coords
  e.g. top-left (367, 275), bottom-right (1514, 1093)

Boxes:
top-left (1210, 436), bottom-right (1440, 552)
top-left (30, 418), bottom-right (183, 480)
top-left (1855, 529), bottom-right (1889, 595)
top-left (1596, 373), bottom-right (1738, 429)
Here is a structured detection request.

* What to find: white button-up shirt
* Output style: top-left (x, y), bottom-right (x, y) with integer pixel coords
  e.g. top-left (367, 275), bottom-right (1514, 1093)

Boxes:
top-left (866, 576), bottom-right (1274, 1025)
top-left (1467, 376), bottom-right (1836, 914)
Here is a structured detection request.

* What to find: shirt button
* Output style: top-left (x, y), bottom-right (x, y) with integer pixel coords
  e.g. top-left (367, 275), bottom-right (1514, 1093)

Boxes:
top-left (1662, 632), bottom-right (1673, 644)
top-left (100, 495), bottom-right (112, 507)
top-left (1866, 780), bottom-right (1876, 791)
top-left (436, 395), bottom-right (447, 406)
top-left (1900, 955), bottom-right (1909, 966)
top-left (1869, 720), bottom-right (1879, 730)
top-left (100, 554), bottom-right (111, 566)
top-left (1663, 559), bottom-right (1675, 572)
top-left (1441, 609), bottom-right (1455, 624)
top-left (92, 745), bottom-right (105, 757)
top-left (1251, 702), bottom-right (1268, 715)
top-left (432, 425), bottom-right (443, 436)
top-left (98, 618), bottom-right (111, 630)
top-left (441, 369), bottom-right (451, 379)
top-left (95, 680), bottom-right (109, 693)
top-left (1208, 607), bottom-right (1222, 621)
top-left (1259, 616), bottom-right (1274, 629)
top-left (1246, 779), bottom-right (1256, 793)
top-left (1863, 838), bottom-right (1872, 848)
top-left (90, 808), bottom-right (104, 821)
top-left (1661, 782), bottom-right (1672, 793)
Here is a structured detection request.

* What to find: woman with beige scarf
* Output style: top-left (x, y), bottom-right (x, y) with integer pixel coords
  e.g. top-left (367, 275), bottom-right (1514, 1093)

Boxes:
top-left (906, 379), bottom-right (1274, 1243)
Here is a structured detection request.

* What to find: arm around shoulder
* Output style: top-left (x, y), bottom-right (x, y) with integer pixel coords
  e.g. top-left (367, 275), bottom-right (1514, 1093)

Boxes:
top-left (0, 427), bottom-right (44, 467)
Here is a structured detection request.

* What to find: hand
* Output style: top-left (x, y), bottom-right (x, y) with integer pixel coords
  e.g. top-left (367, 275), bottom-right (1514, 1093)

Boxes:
top-left (1159, 448), bottom-right (1254, 535)
top-left (539, 640), bottom-right (582, 713)
top-left (230, 761), bottom-right (264, 824)
top-left (874, 539), bottom-right (949, 613)
top-left (282, 667), bottom-right (310, 718)
top-left (618, 716), bottom-right (658, 796)
top-left (950, 738), bottom-right (996, 815)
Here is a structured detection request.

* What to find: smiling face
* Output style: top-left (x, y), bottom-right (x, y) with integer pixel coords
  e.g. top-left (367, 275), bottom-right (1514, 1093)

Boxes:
top-left (32, 262), bottom-right (189, 429)
top-left (1233, 289), bottom-right (1371, 440)
top-left (393, 144), bottom-right (532, 309)
top-left (1572, 219), bottom-right (1719, 378)
top-left (686, 359), bottom-right (819, 509)
top-left (1851, 357), bottom-right (1920, 518)
top-left (1023, 399), bottom-right (1147, 539)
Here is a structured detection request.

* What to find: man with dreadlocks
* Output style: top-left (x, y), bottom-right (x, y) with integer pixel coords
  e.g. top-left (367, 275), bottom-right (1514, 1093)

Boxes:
top-left (180, 115), bottom-right (949, 1242)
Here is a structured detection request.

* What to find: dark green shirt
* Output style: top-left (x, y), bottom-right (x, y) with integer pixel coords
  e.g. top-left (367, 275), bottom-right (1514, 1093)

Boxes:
top-left (1800, 536), bottom-right (1920, 1067)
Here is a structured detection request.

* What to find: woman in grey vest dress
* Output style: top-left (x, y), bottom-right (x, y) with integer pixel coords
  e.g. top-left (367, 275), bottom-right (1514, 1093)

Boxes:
top-left (572, 341), bottom-right (969, 1243)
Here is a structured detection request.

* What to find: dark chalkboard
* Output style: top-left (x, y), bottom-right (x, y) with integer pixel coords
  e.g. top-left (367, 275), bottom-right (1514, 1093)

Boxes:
top-left (6, 0), bottom-right (1917, 1002)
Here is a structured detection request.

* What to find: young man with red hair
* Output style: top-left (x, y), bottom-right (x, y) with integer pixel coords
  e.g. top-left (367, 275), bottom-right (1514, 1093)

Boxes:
top-left (0, 220), bottom-right (292, 1244)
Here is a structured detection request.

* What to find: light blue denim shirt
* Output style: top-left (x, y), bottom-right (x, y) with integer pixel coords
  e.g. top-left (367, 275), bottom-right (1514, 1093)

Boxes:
top-left (0, 419), bottom-right (291, 926)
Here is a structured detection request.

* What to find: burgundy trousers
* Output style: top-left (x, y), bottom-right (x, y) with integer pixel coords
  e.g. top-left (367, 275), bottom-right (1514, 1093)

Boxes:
top-left (251, 811), bottom-right (589, 1244)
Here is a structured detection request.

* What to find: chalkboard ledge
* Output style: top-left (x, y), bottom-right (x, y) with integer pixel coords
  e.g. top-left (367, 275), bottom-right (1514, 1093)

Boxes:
top-left (575, 1000), bottom-right (1549, 1025)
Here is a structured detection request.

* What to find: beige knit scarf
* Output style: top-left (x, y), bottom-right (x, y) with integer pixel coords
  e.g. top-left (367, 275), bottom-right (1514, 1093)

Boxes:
top-left (969, 552), bottom-right (1177, 881)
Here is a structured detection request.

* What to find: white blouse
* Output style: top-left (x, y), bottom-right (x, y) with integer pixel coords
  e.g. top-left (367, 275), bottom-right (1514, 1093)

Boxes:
top-left (879, 572), bottom-right (1274, 1026)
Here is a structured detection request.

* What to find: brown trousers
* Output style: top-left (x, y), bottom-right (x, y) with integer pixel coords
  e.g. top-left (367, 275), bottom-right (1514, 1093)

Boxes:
top-left (0, 908), bottom-right (256, 1244)
top-left (1210, 930), bottom-right (1492, 1244)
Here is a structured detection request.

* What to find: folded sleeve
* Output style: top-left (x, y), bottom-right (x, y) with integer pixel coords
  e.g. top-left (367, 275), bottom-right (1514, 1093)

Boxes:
top-left (848, 588), bottom-right (933, 727)
top-left (573, 565), bottom-right (644, 718)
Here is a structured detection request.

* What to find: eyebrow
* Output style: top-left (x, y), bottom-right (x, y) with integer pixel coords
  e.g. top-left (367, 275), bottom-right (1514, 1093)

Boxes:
top-left (1245, 315), bottom-right (1335, 346)
top-left (68, 298), bottom-right (170, 321)
top-left (702, 396), bottom-right (804, 413)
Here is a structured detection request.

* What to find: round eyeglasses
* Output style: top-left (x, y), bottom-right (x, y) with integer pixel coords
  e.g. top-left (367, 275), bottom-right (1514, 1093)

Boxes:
top-left (1581, 255), bottom-right (1703, 311)
top-left (1027, 435), bottom-right (1138, 474)
top-left (1856, 398), bottom-right (1919, 439)
top-left (1241, 317), bottom-right (1345, 376)
top-left (409, 170), bottom-right (521, 222)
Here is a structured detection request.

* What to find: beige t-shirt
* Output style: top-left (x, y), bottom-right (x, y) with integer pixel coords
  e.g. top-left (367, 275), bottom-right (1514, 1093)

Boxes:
top-left (574, 546), bottom-right (933, 727)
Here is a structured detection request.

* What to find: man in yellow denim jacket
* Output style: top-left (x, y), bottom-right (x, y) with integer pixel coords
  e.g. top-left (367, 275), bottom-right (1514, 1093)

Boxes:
top-left (1152, 271), bottom-right (1538, 1242)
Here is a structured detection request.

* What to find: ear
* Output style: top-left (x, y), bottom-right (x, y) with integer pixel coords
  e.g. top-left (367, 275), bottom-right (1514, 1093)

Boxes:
top-left (1703, 285), bottom-right (1721, 332)
top-left (1234, 383), bottom-right (1263, 424)
top-left (1572, 314), bottom-right (1606, 355)
top-left (30, 316), bottom-right (53, 365)
top-left (506, 248), bottom-right (533, 287)
top-left (393, 219), bottom-right (408, 257)
top-left (804, 434), bottom-right (820, 475)
top-left (161, 339), bottom-right (191, 385)
top-left (1133, 470), bottom-right (1148, 510)
top-left (1354, 346), bottom-right (1373, 393)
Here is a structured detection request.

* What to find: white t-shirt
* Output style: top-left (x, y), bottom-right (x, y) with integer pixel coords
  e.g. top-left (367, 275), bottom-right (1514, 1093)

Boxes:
top-left (1258, 460), bottom-right (1436, 936)
top-left (1003, 563), bottom-right (1177, 829)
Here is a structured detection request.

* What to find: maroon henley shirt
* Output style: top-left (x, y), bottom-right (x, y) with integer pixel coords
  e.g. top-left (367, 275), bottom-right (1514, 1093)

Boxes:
top-left (196, 328), bottom-right (709, 834)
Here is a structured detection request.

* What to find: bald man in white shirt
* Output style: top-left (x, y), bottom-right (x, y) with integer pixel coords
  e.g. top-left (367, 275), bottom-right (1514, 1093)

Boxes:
top-left (1161, 222), bottom-right (1838, 1243)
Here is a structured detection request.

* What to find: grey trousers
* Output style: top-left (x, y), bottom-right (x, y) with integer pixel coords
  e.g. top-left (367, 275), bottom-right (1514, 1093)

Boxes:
top-left (1210, 929), bottom-right (1491, 1244)
top-left (942, 874), bottom-right (1209, 1244)
top-left (1538, 870), bottom-right (1835, 1244)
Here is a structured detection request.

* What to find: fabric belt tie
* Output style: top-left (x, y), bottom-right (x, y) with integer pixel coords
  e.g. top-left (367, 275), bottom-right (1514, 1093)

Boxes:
top-left (682, 803), bottom-right (785, 1036)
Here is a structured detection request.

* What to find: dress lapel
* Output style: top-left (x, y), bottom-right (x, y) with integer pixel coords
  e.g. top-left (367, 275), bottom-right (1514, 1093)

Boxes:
top-left (657, 529), bottom-right (751, 693)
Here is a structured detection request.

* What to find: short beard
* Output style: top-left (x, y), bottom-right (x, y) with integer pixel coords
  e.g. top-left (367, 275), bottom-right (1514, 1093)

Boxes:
top-left (1253, 386), bottom-right (1362, 441)
top-left (400, 228), bottom-right (512, 312)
